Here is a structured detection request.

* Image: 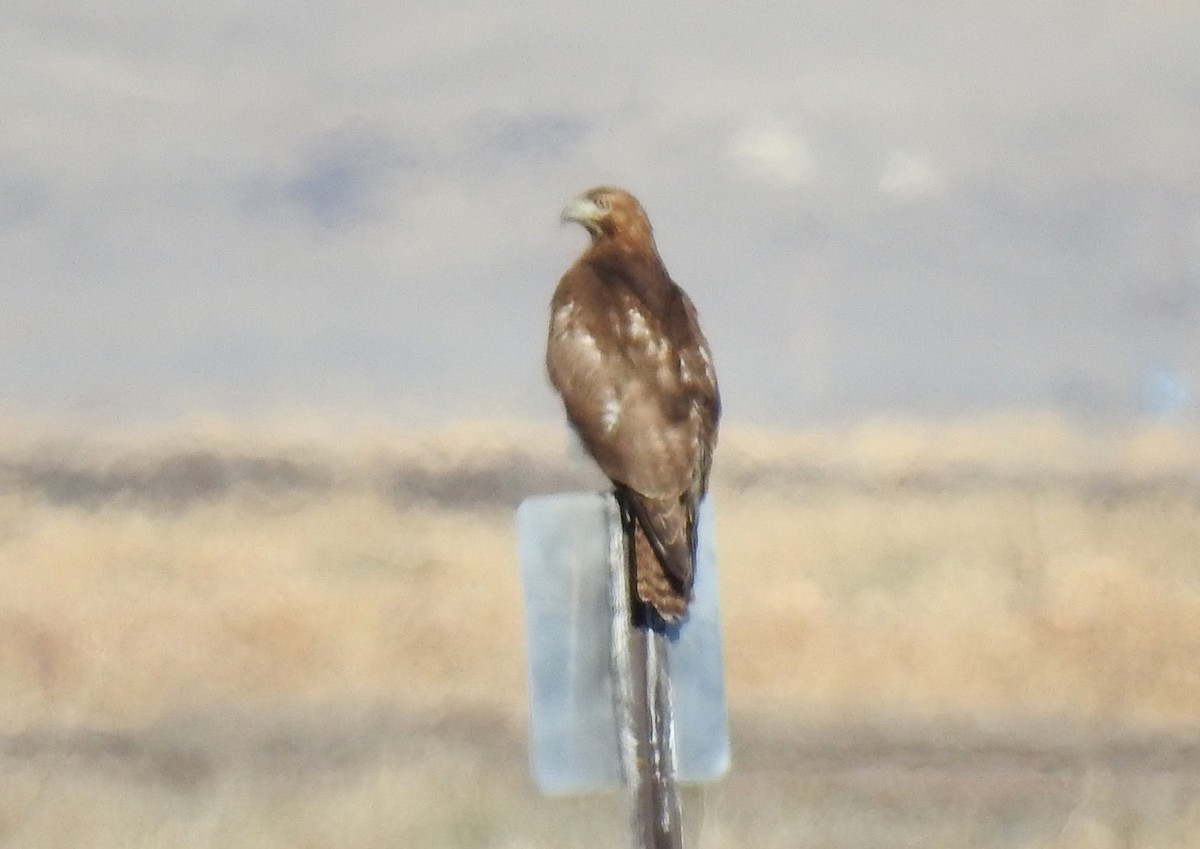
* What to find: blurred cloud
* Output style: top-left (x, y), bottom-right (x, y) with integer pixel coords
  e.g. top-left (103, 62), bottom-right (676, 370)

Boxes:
top-left (731, 122), bottom-right (815, 187)
top-left (1, 1), bottom-right (1198, 425)
top-left (472, 111), bottom-right (591, 165)
top-left (247, 122), bottom-right (416, 228)
top-left (878, 151), bottom-right (943, 202)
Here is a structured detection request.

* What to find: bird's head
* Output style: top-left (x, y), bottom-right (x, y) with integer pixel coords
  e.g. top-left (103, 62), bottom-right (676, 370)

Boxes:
top-left (561, 186), bottom-right (655, 248)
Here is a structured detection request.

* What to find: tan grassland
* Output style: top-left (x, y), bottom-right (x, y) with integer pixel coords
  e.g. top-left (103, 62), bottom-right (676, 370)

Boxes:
top-left (1, 413), bottom-right (1199, 848)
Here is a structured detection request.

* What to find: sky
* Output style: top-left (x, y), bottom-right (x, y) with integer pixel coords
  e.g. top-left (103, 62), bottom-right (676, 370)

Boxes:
top-left (3, 0), bottom-right (1199, 427)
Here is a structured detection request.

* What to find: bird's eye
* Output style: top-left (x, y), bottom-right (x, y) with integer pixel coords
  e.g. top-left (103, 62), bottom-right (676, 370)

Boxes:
top-left (594, 195), bottom-right (611, 210)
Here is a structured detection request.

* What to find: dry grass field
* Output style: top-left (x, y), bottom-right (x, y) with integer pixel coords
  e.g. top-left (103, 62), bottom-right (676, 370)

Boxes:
top-left (1, 413), bottom-right (1199, 848)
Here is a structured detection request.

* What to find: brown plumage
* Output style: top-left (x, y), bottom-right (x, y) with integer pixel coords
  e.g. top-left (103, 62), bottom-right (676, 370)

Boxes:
top-left (546, 186), bottom-right (720, 623)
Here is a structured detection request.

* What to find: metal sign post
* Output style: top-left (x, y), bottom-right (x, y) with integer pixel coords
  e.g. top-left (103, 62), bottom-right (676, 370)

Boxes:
top-left (517, 492), bottom-right (728, 849)
top-left (605, 495), bottom-right (682, 848)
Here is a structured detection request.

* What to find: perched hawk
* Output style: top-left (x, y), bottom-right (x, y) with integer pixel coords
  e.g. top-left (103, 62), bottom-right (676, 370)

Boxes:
top-left (547, 186), bottom-right (720, 623)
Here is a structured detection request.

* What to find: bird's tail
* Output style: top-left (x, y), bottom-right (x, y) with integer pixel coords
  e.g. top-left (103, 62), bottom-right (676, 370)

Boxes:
top-left (614, 490), bottom-right (691, 626)
top-left (632, 523), bottom-right (690, 624)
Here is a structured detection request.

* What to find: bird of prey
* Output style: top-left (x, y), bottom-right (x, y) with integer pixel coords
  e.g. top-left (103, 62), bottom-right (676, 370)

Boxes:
top-left (547, 186), bottom-right (720, 623)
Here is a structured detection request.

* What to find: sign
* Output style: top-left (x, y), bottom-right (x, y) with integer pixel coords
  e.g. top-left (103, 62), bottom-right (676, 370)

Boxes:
top-left (516, 492), bottom-right (730, 795)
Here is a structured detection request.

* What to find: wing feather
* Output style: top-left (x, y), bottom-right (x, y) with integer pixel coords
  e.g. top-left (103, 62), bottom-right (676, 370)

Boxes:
top-left (546, 264), bottom-right (717, 501)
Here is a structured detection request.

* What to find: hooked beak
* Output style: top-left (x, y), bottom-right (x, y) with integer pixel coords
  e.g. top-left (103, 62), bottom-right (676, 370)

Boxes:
top-left (560, 195), bottom-right (605, 236)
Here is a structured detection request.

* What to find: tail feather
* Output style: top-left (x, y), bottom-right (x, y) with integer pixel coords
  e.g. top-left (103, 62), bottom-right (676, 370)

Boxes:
top-left (615, 487), bottom-right (694, 623)
top-left (632, 522), bottom-right (690, 622)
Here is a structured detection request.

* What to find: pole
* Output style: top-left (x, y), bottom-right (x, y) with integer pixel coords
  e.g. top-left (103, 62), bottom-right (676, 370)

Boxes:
top-left (607, 494), bottom-right (684, 849)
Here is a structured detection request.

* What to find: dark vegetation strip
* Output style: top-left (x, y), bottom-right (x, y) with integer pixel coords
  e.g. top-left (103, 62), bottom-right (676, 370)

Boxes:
top-left (0, 450), bottom-right (1195, 512)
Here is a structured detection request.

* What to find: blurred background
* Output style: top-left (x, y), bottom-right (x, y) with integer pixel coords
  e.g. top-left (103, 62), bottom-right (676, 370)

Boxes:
top-left (3, 0), bottom-right (1198, 426)
top-left (2, 1), bottom-right (1199, 846)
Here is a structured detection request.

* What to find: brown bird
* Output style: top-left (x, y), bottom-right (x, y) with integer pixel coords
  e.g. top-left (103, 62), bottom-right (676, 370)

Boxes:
top-left (547, 186), bottom-right (720, 623)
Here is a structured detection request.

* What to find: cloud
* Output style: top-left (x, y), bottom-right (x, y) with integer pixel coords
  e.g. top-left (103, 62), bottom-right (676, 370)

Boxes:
top-left (471, 111), bottom-right (590, 164)
top-left (878, 150), bottom-right (944, 202)
top-left (730, 123), bottom-right (816, 187)
top-left (247, 123), bottom-right (416, 229)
